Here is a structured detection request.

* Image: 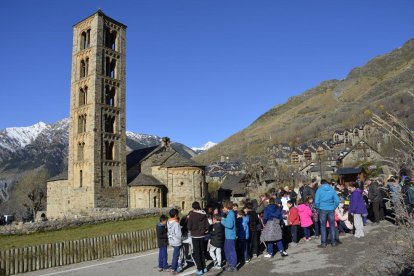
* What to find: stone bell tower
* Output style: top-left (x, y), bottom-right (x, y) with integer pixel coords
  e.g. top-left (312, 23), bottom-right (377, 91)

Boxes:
top-left (67, 10), bottom-right (127, 212)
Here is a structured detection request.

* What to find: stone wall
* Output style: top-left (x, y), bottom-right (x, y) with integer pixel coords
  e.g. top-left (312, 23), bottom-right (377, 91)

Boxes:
top-left (0, 208), bottom-right (171, 235)
top-left (129, 186), bottom-right (163, 209)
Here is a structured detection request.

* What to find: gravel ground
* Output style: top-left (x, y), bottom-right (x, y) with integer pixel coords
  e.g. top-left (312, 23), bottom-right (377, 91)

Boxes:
top-left (206, 221), bottom-right (405, 276)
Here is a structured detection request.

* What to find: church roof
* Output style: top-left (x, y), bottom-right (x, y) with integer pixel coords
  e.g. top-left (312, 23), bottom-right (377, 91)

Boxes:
top-left (220, 174), bottom-right (248, 193)
top-left (127, 146), bottom-right (158, 169)
top-left (73, 9), bottom-right (127, 29)
top-left (161, 152), bottom-right (204, 168)
top-left (128, 173), bottom-right (165, 187)
top-left (47, 171), bottom-right (68, 182)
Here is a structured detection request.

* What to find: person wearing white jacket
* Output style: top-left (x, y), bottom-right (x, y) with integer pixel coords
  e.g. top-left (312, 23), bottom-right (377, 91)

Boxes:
top-left (167, 209), bottom-right (182, 274)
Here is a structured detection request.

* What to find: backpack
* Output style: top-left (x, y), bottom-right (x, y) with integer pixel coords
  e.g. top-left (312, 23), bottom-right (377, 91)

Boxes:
top-left (407, 186), bottom-right (414, 205)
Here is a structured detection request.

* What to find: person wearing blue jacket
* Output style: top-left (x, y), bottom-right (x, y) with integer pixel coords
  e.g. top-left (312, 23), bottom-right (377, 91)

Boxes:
top-left (221, 200), bottom-right (237, 272)
top-left (237, 210), bottom-right (250, 263)
top-left (315, 179), bottom-right (340, 248)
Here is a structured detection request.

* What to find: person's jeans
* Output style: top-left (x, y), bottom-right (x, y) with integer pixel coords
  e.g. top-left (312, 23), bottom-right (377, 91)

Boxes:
top-left (224, 239), bottom-right (237, 268)
top-left (303, 226), bottom-right (311, 239)
top-left (209, 245), bottom-right (222, 265)
top-left (192, 238), bottom-right (206, 271)
top-left (372, 201), bottom-right (380, 223)
top-left (339, 220), bottom-right (351, 232)
top-left (319, 210), bottom-right (336, 245)
top-left (290, 225), bottom-right (298, 243)
top-left (158, 246), bottom-right (168, 269)
top-left (171, 246), bottom-right (181, 271)
top-left (250, 230), bottom-right (258, 256)
top-left (266, 240), bottom-right (284, 256)
top-left (313, 220), bottom-right (320, 237)
top-left (238, 238), bottom-right (250, 261)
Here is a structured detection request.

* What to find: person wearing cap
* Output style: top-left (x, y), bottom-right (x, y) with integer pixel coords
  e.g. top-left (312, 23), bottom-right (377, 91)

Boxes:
top-left (315, 179), bottom-right (340, 248)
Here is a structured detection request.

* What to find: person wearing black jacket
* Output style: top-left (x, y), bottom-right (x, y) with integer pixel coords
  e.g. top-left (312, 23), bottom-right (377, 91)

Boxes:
top-left (209, 215), bottom-right (225, 269)
top-left (156, 215), bottom-right (169, 272)
top-left (368, 180), bottom-right (382, 224)
top-left (187, 201), bottom-right (210, 275)
top-left (245, 202), bottom-right (259, 258)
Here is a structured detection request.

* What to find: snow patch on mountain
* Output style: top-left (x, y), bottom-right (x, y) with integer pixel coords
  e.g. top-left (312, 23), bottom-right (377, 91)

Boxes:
top-left (192, 141), bottom-right (217, 153)
top-left (0, 122), bottom-right (49, 151)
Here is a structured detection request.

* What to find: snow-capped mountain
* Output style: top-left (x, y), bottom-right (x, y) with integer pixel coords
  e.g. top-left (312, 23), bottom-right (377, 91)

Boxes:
top-left (0, 122), bottom-right (49, 151)
top-left (0, 119), bottom-right (198, 177)
top-left (192, 141), bottom-right (217, 154)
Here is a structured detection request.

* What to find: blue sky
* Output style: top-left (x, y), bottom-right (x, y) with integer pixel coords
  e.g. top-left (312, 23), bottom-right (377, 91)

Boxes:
top-left (1, 1), bottom-right (414, 148)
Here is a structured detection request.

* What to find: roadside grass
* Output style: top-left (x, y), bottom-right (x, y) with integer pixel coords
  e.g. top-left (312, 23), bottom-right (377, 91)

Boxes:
top-left (0, 216), bottom-right (159, 250)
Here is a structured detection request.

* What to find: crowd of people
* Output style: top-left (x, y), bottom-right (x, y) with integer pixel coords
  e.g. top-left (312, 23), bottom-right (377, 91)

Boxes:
top-left (155, 175), bottom-right (414, 275)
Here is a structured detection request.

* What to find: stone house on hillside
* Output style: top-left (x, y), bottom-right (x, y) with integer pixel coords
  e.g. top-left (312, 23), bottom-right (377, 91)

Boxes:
top-left (337, 140), bottom-right (382, 167)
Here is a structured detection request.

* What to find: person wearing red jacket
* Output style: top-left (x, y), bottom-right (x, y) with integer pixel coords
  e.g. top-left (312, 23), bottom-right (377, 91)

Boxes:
top-left (287, 200), bottom-right (300, 246)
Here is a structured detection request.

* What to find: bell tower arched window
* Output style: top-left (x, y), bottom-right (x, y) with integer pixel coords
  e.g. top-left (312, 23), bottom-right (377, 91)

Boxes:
top-left (78, 142), bottom-right (85, 161)
top-left (105, 141), bottom-right (114, 160)
top-left (105, 86), bottom-right (116, 106)
top-left (79, 87), bottom-right (87, 106)
top-left (78, 115), bottom-right (86, 133)
top-left (104, 115), bottom-right (115, 133)
top-left (80, 29), bottom-right (91, 50)
top-left (105, 57), bottom-right (116, 78)
top-left (104, 28), bottom-right (117, 50)
top-left (108, 170), bottom-right (113, 187)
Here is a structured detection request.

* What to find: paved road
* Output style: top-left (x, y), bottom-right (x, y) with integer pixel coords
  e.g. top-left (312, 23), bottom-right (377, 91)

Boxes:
top-left (21, 222), bottom-right (394, 276)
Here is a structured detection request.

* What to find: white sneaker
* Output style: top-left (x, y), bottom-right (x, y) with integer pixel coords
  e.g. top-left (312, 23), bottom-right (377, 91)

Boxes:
top-left (264, 253), bottom-right (272, 258)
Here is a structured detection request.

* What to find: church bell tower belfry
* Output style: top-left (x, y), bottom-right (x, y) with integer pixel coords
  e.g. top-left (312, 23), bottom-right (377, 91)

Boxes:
top-left (67, 10), bottom-right (127, 212)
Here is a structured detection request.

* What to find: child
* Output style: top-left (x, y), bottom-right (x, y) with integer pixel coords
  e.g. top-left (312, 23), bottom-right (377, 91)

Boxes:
top-left (209, 215), bottom-right (225, 269)
top-left (307, 196), bottom-right (319, 238)
top-left (297, 199), bottom-right (313, 241)
top-left (287, 200), bottom-right (300, 246)
top-left (167, 208), bottom-right (182, 274)
top-left (221, 200), bottom-right (238, 272)
top-left (245, 202), bottom-right (259, 258)
top-left (349, 182), bottom-right (368, 238)
top-left (237, 209), bottom-right (250, 263)
top-left (156, 214), bottom-right (169, 272)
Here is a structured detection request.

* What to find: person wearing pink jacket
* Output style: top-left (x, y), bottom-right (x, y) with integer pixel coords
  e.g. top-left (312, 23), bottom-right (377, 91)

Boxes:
top-left (297, 200), bottom-right (314, 241)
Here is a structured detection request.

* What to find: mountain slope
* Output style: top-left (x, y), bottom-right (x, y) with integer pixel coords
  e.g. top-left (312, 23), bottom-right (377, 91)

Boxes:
top-left (195, 38), bottom-right (414, 164)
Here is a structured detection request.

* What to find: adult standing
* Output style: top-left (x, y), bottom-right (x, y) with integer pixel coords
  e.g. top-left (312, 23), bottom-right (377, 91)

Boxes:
top-left (315, 179), bottom-right (340, 247)
top-left (367, 180), bottom-right (382, 224)
top-left (221, 200), bottom-right (238, 272)
top-left (187, 201), bottom-right (210, 275)
top-left (303, 179), bottom-right (317, 200)
top-left (348, 183), bottom-right (368, 238)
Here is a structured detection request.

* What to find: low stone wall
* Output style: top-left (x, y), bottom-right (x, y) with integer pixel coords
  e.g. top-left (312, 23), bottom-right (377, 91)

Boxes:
top-left (0, 207), bottom-right (172, 235)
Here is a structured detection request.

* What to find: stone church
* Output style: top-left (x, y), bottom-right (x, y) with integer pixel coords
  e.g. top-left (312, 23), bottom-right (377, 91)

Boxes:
top-left (47, 11), bottom-right (206, 219)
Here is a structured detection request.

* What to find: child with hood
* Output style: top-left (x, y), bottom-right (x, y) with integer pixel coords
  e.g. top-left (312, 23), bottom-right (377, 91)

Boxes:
top-left (297, 199), bottom-right (313, 241)
top-left (349, 182), bottom-right (368, 238)
top-left (167, 208), bottom-right (182, 274)
top-left (237, 209), bottom-right (250, 263)
top-left (287, 200), bottom-right (300, 246)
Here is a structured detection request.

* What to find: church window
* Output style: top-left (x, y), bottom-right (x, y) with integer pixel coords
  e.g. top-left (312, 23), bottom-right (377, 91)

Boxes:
top-left (85, 58), bottom-right (89, 77)
top-left (108, 170), bottom-right (113, 187)
top-left (153, 196), bottom-right (157, 208)
top-left (80, 29), bottom-right (91, 50)
top-left (180, 181), bottom-right (184, 186)
top-left (105, 86), bottom-right (116, 106)
top-left (105, 57), bottom-right (116, 78)
top-left (78, 142), bottom-right (85, 160)
top-left (79, 87), bottom-right (87, 106)
top-left (80, 170), bottom-right (83, 188)
top-left (104, 28), bottom-right (117, 50)
top-left (105, 141), bottom-right (114, 160)
top-left (181, 201), bottom-right (185, 211)
top-left (199, 182), bottom-right (203, 198)
top-left (78, 115), bottom-right (86, 133)
top-left (104, 115), bottom-right (115, 133)
top-left (80, 60), bottom-right (86, 78)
